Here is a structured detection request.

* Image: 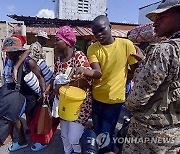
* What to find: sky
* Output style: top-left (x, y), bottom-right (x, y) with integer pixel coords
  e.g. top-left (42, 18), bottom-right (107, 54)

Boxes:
top-left (0, 0), bottom-right (159, 24)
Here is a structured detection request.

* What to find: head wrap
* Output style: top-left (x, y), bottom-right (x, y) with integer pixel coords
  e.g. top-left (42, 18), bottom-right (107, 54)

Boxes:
top-left (12, 34), bottom-right (27, 46)
top-left (2, 37), bottom-right (25, 52)
top-left (55, 26), bottom-right (76, 47)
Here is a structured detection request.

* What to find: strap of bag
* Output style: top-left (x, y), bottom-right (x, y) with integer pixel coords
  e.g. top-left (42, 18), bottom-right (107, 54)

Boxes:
top-left (15, 64), bottom-right (23, 90)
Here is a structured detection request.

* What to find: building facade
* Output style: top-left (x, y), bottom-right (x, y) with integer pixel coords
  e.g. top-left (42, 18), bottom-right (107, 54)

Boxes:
top-left (53, 0), bottom-right (107, 20)
top-left (138, 1), bottom-right (161, 24)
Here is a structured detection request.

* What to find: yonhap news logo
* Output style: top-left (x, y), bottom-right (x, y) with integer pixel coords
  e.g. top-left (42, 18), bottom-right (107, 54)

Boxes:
top-left (96, 132), bottom-right (176, 149)
top-left (96, 132), bottom-right (110, 149)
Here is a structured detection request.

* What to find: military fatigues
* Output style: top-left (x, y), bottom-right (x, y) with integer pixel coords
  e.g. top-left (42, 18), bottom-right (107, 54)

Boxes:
top-left (123, 32), bottom-right (180, 154)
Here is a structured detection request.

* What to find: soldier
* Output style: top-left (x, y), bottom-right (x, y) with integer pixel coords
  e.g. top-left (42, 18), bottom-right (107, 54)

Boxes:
top-left (123, 0), bottom-right (180, 153)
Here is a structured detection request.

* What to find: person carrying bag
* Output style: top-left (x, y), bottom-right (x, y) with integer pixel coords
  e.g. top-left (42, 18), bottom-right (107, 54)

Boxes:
top-left (0, 36), bottom-right (30, 151)
top-left (0, 59), bottom-right (26, 122)
top-left (28, 83), bottom-right (59, 151)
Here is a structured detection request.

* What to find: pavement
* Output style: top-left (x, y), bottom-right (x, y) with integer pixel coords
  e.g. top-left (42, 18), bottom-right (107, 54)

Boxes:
top-left (0, 117), bottom-right (64, 154)
top-left (0, 115), bottom-right (126, 154)
top-left (0, 78), bottom-right (64, 154)
top-left (0, 78), bottom-right (128, 154)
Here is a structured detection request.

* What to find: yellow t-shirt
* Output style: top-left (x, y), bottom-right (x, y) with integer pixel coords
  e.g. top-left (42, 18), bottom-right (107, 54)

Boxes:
top-left (87, 38), bottom-right (138, 104)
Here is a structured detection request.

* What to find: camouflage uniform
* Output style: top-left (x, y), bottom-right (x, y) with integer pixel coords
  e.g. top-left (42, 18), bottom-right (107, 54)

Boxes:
top-left (123, 32), bottom-right (180, 154)
top-left (29, 41), bottom-right (46, 62)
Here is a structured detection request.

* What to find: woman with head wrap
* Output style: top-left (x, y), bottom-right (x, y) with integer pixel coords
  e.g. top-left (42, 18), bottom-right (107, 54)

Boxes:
top-left (54, 26), bottom-right (92, 154)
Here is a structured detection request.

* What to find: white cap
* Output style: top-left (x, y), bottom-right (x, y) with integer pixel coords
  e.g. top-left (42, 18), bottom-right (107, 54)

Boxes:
top-left (35, 30), bottom-right (50, 39)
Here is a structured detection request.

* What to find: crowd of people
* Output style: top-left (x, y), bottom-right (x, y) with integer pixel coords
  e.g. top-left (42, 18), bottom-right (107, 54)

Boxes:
top-left (0, 0), bottom-right (180, 153)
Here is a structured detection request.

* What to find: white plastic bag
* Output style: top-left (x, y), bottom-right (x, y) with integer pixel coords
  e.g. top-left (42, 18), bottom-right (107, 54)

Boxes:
top-left (52, 96), bottom-right (59, 118)
top-left (52, 69), bottom-right (72, 118)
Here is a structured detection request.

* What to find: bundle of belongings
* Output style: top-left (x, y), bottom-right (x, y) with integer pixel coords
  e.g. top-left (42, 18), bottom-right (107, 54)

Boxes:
top-left (128, 23), bottom-right (160, 43)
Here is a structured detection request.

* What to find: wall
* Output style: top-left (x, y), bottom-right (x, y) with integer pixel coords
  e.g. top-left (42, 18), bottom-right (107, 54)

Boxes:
top-left (55, 0), bottom-right (107, 20)
top-left (138, 1), bottom-right (160, 24)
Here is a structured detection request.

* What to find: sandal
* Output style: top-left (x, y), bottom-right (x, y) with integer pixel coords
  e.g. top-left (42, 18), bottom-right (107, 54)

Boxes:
top-left (31, 142), bottom-right (48, 151)
top-left (8, 142), bottom-right (28, 151)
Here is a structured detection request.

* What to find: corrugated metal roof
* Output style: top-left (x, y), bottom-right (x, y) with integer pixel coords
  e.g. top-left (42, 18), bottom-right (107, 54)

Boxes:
top-left (8, 14), bottom-right (138, 27)
top-left (111, 29), bottom-right (129, 37)
top-left (14, 26), bottom-right (128, 37)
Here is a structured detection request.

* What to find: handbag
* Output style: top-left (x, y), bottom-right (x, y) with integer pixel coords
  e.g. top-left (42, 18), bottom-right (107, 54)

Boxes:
top-left (0, 64), bottom-right (26, 122)
top-left (29, 101), bottom-right (59, 144)
top-left (37, 97), bottom-right (53, 135)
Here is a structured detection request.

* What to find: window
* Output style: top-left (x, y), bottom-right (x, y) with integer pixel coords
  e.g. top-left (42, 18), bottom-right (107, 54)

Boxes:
top-left (78, 0), bottom-right (89, 13)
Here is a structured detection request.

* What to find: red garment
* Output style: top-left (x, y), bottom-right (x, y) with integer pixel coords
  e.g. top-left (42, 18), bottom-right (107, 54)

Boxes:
top-left (54, 51), bottom-right (92, 126)
top-left (2, 37), bottom-right (25, 52)
top-left (12, 34), bottom-right (27, 46)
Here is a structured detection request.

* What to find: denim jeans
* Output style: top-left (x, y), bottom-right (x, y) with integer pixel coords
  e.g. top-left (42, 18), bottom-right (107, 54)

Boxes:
top-left (92, 98), bottom-right (123, 154)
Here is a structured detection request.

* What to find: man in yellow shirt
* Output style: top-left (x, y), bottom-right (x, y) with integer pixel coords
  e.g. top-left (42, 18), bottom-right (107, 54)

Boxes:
top-left (75, 15), bottom-right (138, 154)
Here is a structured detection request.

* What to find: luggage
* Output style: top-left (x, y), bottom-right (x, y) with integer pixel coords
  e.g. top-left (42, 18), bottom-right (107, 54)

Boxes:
top-left (37, 98), bottom-right (52, 135)
top-left (0, 85), bottom-right (26, 121)
top-left (29, 102), bottom-right (59, 144)
top-left (0, 65), bottom-right (26, 122)
top-left (128, 23), bottom-right (159, 43)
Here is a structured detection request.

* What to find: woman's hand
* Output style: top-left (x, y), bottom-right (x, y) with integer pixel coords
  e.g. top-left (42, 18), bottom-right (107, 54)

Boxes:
top-left (37, 90), bottom-right (49, 103)
top-left (43, 93), bottom-right (49, 104)
top-left (54, 84), bottom-right (63, 96)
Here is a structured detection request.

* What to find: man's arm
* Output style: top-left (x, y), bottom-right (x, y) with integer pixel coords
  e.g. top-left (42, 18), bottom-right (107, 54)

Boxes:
top-left (128, 63), bottom-right (139, 80)
top-left (75, 62), bottom-right (102, 79)
top-left (13, 50), bottom-right (31, 82)
top-left (86, 62), bottom-right (102, 79)
top-left (130, 45), bottom-right (145, 62)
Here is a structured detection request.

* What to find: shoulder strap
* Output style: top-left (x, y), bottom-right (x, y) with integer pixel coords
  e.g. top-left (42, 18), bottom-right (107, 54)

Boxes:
top-left (15, 64), bottom-right (23, 90)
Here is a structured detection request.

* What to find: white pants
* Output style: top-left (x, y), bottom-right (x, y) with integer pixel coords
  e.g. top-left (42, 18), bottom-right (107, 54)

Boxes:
top-left (60, 120), bottom-right (84, 154)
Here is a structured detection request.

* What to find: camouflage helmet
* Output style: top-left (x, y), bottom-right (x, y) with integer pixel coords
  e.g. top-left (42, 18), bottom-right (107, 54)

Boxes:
top-left (2, 37), bottom-right (26, 52)
top-left (146, 0), bottom-right (180, 21)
